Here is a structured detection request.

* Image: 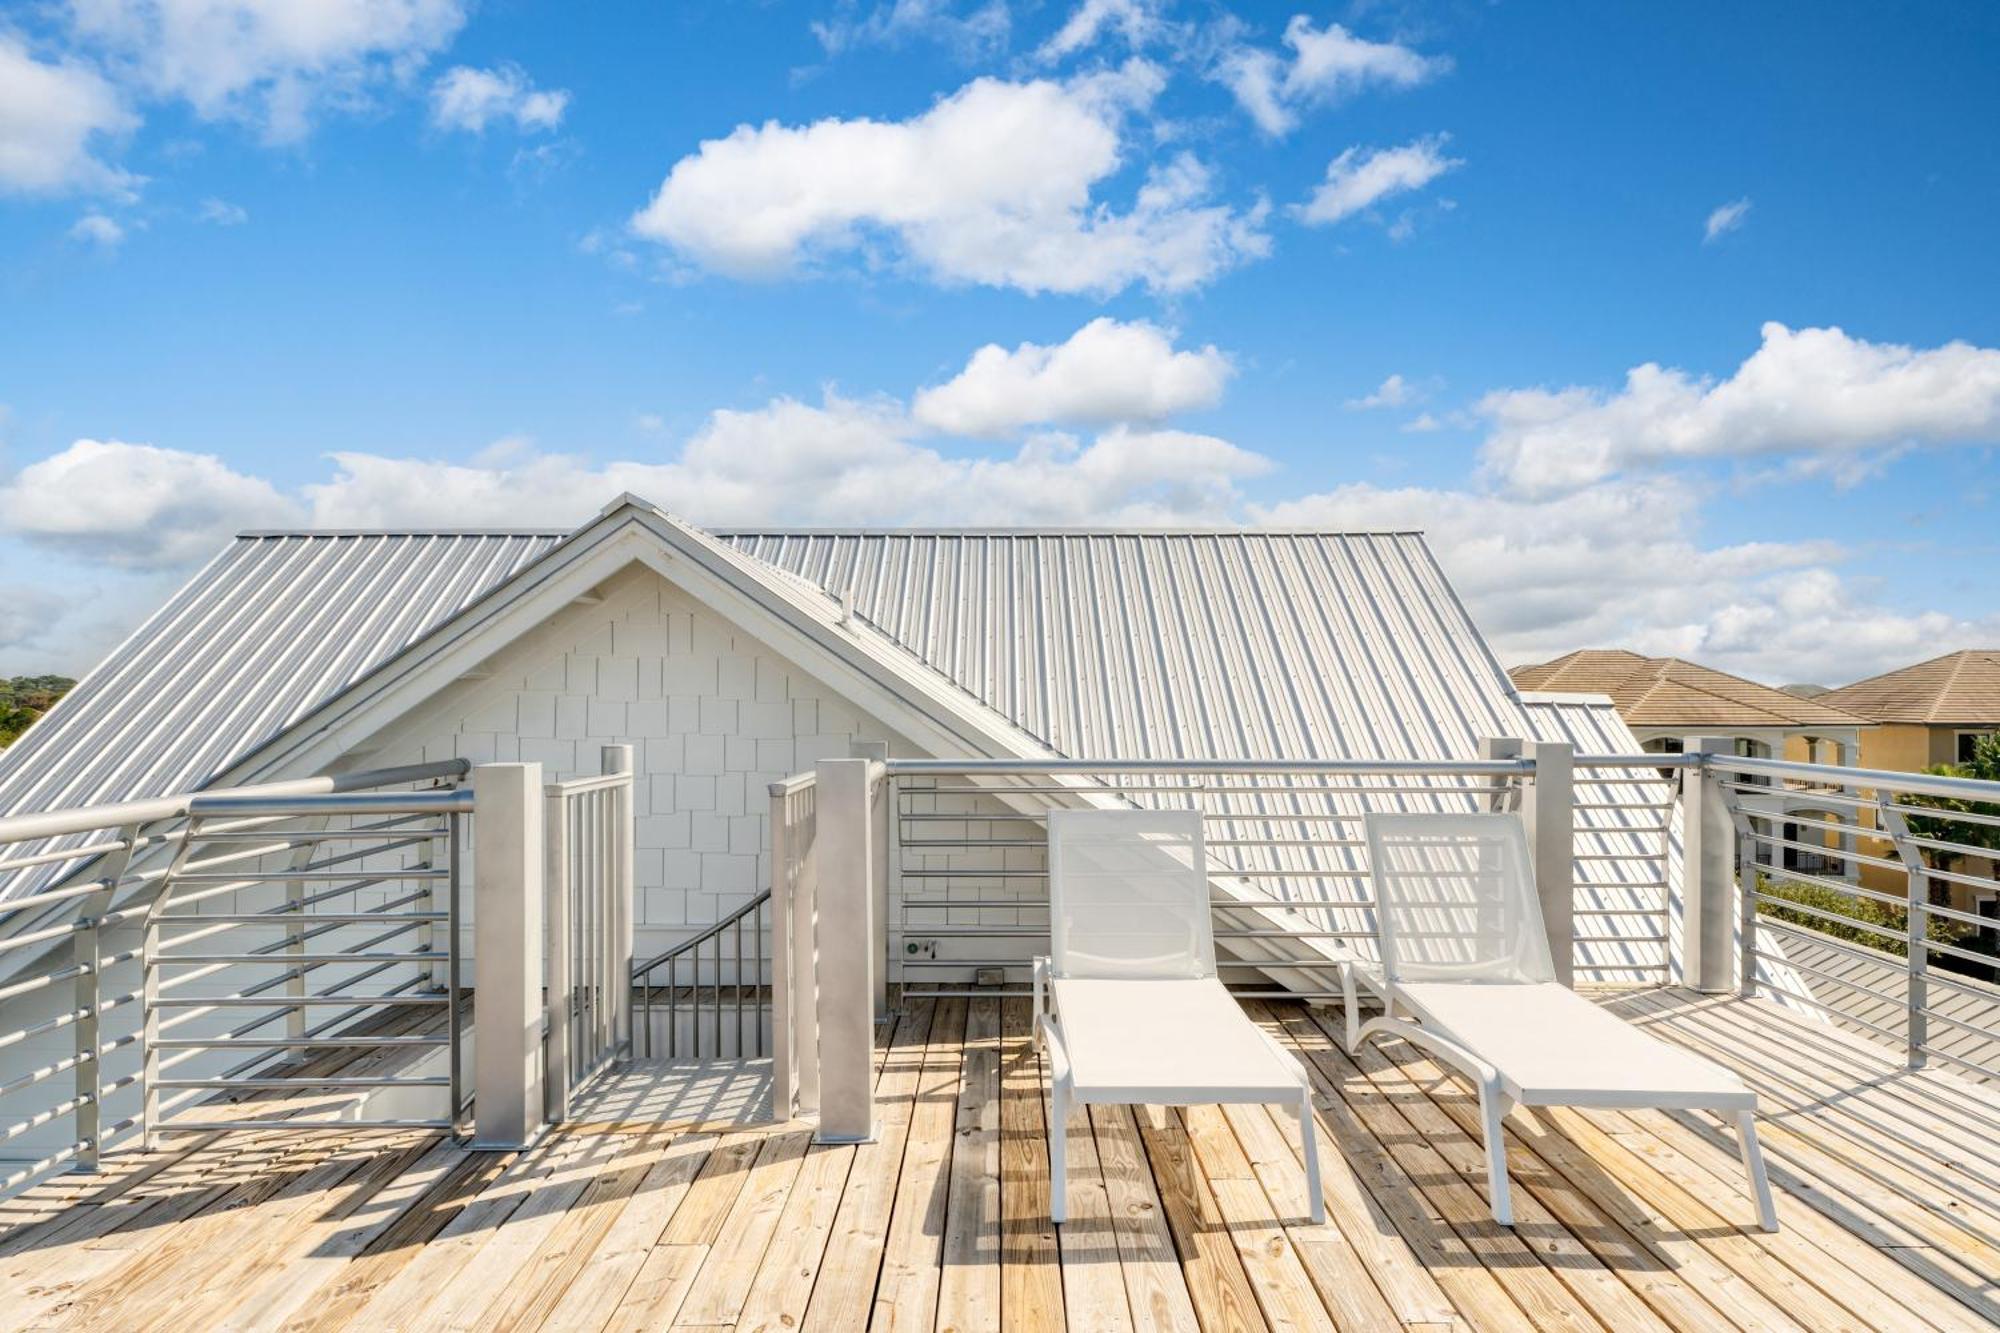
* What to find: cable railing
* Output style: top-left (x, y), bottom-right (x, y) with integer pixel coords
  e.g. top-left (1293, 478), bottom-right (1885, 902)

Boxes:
top-left (1710, 751), bottom-right (2000, 1080)
top-left (879, 757), bottom-right (1540, 1003)
top-left (1570, 754), bottom-right (1683, 982)
top-left (0, 760), bottom-right (471, 1197)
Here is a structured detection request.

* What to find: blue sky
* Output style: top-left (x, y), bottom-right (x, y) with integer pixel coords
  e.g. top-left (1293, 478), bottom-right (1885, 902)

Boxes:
top-left (2, 1), bottom-right (1998, 684)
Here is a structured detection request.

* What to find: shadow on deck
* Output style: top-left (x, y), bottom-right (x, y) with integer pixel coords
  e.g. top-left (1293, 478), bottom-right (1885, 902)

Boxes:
top-left (0, 987), bottom-right (1995, 1331)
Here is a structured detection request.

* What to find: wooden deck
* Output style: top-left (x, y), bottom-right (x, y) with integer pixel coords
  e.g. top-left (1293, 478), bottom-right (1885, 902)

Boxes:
top-left (1, 987), bottom-right (1996, 1331)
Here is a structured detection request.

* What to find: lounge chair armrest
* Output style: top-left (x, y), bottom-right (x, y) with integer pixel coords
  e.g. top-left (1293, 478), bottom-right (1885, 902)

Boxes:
top-left (1033, 956), bottom-right (1052, 1049)
top-left (1039, 1009), bottom-right (1072, 1088)
top-left (1356, 1013), bottom-right (1501, 1091)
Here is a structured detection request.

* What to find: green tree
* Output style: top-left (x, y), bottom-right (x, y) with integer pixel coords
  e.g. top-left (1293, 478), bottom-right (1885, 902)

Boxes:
top-left (0, 675), bottom-right (75, 748)
top-left (1899, 733), bottom-right (2000, 872)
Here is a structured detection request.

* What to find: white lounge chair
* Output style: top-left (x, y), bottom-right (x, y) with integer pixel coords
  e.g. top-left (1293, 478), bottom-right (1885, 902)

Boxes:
top-left (1033, 809), bottom-right (1325, 1225)
top-left (1342, 811), bottom-right (1778, 1231)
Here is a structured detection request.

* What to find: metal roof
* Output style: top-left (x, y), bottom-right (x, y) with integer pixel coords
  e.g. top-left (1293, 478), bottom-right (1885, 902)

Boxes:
top-left (0, 533), bottom-right (559, 897)
top-left (718, 530), bottom-right (1535, 761)
top-left (0, 517), bottom-right (1684, 981)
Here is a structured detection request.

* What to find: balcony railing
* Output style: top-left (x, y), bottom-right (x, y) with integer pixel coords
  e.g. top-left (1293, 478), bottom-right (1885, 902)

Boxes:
top-left (0, 760), bottom-right (472, 1195)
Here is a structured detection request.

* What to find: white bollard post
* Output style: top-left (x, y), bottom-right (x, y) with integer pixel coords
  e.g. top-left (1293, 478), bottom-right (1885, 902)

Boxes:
top-left (1522, 740), bottom-right (1575, 988)
top-left (814, 757), bottom-right (877, 1144)
top-left (1681, 737), bottom-right (1740, 995)
top-left (474, 762), bottom-right (546, 1149)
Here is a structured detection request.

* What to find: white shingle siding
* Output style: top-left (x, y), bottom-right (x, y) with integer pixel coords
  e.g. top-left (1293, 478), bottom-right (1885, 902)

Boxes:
top-left (360, 563), bottom-right (907, 948)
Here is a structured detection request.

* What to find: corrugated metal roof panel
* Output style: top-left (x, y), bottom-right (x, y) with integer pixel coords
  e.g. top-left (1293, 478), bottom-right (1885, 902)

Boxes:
top-left (717, 531), bottom-right (1535, 760)
top-left (0, 533), bottom-right (560, 897)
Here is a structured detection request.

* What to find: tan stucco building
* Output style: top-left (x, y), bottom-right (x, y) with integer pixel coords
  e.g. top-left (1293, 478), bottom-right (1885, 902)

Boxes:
top-left (1509, 649), bottom-right (1875, 880)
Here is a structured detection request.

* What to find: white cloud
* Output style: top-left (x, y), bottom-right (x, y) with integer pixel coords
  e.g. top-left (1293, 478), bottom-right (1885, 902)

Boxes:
top-left (68, 212), bottom-right (126, 247)
top-left (1479, 322), bottom-right (2000, 495)
top-left (1704, 197), bottom-right (1751, 243)
top-left (811, 0), bottom-right (1011, 61)
top-left (67, 0), bottom-right (468, 142)
top-left (1253, 474), bottom-right (1991, 684)
top-left (1346, 373), bottom-right (1414, 410)
top-left (1037, 0), bottom-right (1161, 62)
top-left (303, 395), bottom-right (1270, 530)
top-left (0, 36), bottom-right (138, 196)
top-left (628, 63), bottom-right (1269, 295)
top-left (429, 63), bottom-right (568, 133)
top-left (0, 439), bottom-right (298, 566)
top-left (1215, 16), bottom-right (1445, 136)
top-left (913, 317), bottom-right (1232, 436)
top-left (1298, 135), bottom-right (1459, 226)
top-left (197, 196), bottom-right (249, 224)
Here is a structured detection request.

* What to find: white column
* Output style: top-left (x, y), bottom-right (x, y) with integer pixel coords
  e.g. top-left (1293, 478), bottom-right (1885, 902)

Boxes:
top-left (815, 757), bottom-right (877, 1144)
top-left (1522, 740), bottom-right (1574, 987)
top-left (1681, 736), bottom-right (1739, 994)
top-left (474, 762), bottom-right (545, 1149)
top-left (850, 739), bottom-right (891, 1021)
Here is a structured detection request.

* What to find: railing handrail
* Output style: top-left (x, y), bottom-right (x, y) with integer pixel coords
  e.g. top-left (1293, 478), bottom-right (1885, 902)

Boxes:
top-left (882, 757), bottom-right (1535, 777)
top-left (1702, 750), bottom-right (2000, 803)
top-left (0, 759), bottom-right (472, 848)
top-left (632, 889), bottom-right (770, 979)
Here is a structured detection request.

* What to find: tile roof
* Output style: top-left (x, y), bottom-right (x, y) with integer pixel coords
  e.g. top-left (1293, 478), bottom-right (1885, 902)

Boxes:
top-left (1819, 649), bottom-right (2000, 724)
top-left (1508, 649), bottom-right (1871, 729)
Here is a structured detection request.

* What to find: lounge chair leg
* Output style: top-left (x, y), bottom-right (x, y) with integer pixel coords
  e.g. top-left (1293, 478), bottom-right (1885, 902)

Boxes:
top-left (1297, 1089), bottom-right (1326, 1224)
top-left (1479, 1077), bottom-right (1512, 1226)
top-left (1049, 1078), bottom-right (1068, 1224)
top-left (1340, 963), bottom-right (1360, 1053)
top-left (1736, 1110), bottom-right (1778, 1232)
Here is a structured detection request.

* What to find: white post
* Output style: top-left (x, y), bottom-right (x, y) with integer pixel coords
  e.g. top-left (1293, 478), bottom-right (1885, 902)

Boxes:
top-left (851, 739), bottom-right (891, 1021)
top-left (815, 757), bottom-right (877, 1144)
top-left (1522, 740), bottom-right (1575, 988)
top-left (602, 744), bottom-right (636, 1054)
top-left (542, 778), bottom-right (571, 1126)
top-left (474, 762), bottom-right (545, 1149)
top-left (1682, 737), bottom-right (1739, 995)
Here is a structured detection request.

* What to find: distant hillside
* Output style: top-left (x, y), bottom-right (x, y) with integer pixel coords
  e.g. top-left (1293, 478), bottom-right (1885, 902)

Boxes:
top-left (1779, 683), bottom-right (1831, 698)
top-left (0, 675), bottom-right (74, 748)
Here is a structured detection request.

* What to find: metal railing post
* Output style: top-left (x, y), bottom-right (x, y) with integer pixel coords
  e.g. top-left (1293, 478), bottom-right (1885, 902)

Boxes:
top-left (1477, 737), bottom-right (1522, 812)
top-left (1877, 796), bottom-right (1928, 1069)
top-left (72, 824), bottom-right (134, 1171)
top-left (473, 762), bottom-right (545, 1149)
top-left (1682, 739), bottom-right (1741, 995)
top-left (815, 757), bottom-right (876, 1144)
top-left (602, 745), bottom-right (636, 1055)
top-left (1522, 740), bottom-right (1575, 987)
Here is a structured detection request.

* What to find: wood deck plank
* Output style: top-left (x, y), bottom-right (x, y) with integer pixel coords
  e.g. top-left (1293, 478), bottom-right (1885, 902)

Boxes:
top-left (870, 996), bottom-right (967, 1333)
top-left (1086, 1104), bottom-right (1203, 1333)
top-left (2, 988), bottom-right (1993, 1333)
top-left (998, 997), bottom-right (1066, 1332)
top-left (1132, 1103), bottom-right (1269, 1333)
top-left (936, 996), bottom-right (1002, 1333)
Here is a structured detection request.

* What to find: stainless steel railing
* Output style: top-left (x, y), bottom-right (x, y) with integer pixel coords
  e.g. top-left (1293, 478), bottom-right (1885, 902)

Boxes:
top-left (1711, 751), bottom-right (2000, 1080)
top-left (0, 760), bottom-right (471, 1196)
top-left (879, 757), bottom-right (1538, 1001)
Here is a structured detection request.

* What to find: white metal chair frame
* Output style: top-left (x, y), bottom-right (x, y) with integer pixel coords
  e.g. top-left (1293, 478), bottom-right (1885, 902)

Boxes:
top-left (1033, 809), bottom-right (1324, 1226)
top-left (1341, 812), bottom-right (1778, 1232)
